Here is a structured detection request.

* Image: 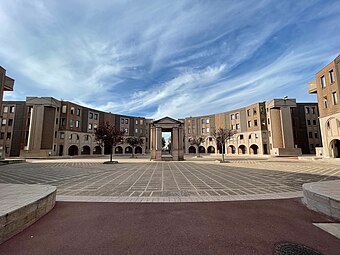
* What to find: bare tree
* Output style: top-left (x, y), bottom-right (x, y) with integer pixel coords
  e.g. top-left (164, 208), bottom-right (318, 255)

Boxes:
top-left (95, 122), bottom-right (125, 163)
top-left (212, 127), bottom-right (235, 162)
top-left (125, 137), bottom-right (144, 158)
top-left (189, 136), bottom-right (205, 157)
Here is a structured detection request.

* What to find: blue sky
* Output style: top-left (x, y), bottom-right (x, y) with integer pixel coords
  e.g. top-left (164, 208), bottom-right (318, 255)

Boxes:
top-left (1, 0), bottom-right (339, 119)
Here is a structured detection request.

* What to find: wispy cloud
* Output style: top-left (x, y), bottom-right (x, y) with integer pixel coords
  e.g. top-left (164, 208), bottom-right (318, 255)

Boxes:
top-left (0, 0), bottom-right (339, 119)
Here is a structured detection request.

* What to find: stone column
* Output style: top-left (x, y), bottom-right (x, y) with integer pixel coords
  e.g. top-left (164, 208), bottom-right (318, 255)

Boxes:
top-left (156, 127), bottom-right (162, 160)
top-left (172, 127), bottom-right (179, 160)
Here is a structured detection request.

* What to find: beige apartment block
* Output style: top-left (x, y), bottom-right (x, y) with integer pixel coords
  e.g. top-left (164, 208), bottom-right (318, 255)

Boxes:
top-left (308, 54), bottom-right (340, 158)
top-left (184, 99), bottom-right (317, 157)
top-left (0, 66), bottom-right (14, 159)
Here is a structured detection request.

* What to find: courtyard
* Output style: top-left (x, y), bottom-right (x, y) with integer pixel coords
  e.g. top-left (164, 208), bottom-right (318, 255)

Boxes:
top-left (1, 156), bottom-right (339, 201)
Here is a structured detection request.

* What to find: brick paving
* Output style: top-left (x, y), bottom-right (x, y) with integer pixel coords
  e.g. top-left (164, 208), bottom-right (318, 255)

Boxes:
top-left (0, 159), bottom-right (339, 200)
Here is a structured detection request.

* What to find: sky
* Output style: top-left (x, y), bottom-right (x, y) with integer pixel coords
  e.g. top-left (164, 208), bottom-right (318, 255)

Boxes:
top-left (1, 0), bottom-right (340, 119)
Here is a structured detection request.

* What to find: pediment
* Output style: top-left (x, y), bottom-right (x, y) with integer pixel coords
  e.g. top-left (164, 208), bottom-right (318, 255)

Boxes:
top-left (153, 117), bottom-right (182, 125)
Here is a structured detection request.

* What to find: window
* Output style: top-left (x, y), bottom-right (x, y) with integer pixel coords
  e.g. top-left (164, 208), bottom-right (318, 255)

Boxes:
top-left (2, 119), bottom-right (6, 125)
top-left (192, 128), bottom-right (195, 133)
top-left (70, 107), bottom-right (75, 115)
top-left (267, 118), bottom-right (270, 125)
top-left (135, 120), bottom-right (138, 125)
top-left (124, 128), bottom-right (128, 133)
top-left (85, 135), bottom-right (89, 141)
top-left (192, 119), bottom-right (195, 125)
top-left (89, 112), bottom-right (93, 119)
top-left (94, 114), bottom-right (98, 120)
top-left (253, 108), bottom-right (257, 115)
top-left (309, 132), bottom-right (313, 138)
top-left (62, 105), bottom-right (67, 113)
top-left (125, 119), bottom-right (128, 124)
top-left (140, 128), bottom-right (143, 134)
top-left (313, 120), bottom-right (317, 125)
top-left (323, 97), bottom-right (328, 109)
top-left (202, 128), bottom-right (205, 133)
top-left (70, 119), bottom-right (74, 128)
top-left (89, 124), bottom-right (92, 130)
top-left (206, 127), bottom-right (210, 133)
top-left (315, 133), bottom-right (318, 138)
top-left (201, 119), bottom-right (205, 124)
top-left (61, 118), bottom-right (66, 126)
top-left (206, 118), bottom-right (210, 124)
top-left (60, 132), bottom-right (65, 139)
top-left (10, 106), bottom-right (15, 113)
top-left (8, 119), bottom-right (13, 126)
top-left (231, 125), bottom-right (235, 130)
top-left (6, 132), bottom-right (11, 139)
top-left (260, 106), bottom-right (264, 114)
top-left (248, 121), bottom-right (252, 127)
top-left (312, 107), bottom-right (316, 114)
top-left (254, 120), bottom-right (258, 126)
top-left (188, 128), bottom-right (191, 134)
top-left (236, 124), bottom-right (240, 130)
top-left (94, 124), bottom-right (97, 130)
top-left (240, 134), bottom-right (244, 140)
top-left (248, 134), bottom-right (252, 139)
top-left (3, 106), bottom-right (8, 113)
top-left (56, 118), bottom-right (59, 125)
top-left (307, 120), bottom-right (311, 125)
top-left (321, 75), bottom-right (326, 88)
top-left (332, 92), bottom-right (338, 105)
top-left (76, 120), bottom-right (80, 128)
top-left (140, 119), bottom-right (143, 125)
top-left (76, 108), bottom-right (81, 116)
top-left (231, 114), bottom-right (235, 120)
top-left (136, 128), bottom-right (138, 133)
top-left (235, 113), bottom-right (239, 119)
top-left (55, 131), bottom-right (57, 138)
top-left (329, 70), bottom-right (335, 83)
top-left (247, 109), bottom-right (250, 116)
top-left (0, 132), bottom-right (4, 139)
top-left (305, 107), bottom-right (310, 114)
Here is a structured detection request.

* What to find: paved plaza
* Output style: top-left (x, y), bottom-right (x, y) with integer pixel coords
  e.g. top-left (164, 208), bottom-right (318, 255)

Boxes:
top-left (0, 157), bottom-right (340, 201)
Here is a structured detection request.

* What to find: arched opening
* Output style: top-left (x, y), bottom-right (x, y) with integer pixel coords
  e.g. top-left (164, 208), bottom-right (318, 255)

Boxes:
top-left (227, 145), bottom-right (236, 154)
top-left (68, 145), bottom-right (79, 156)
top-left (188, 146), bottom-right (196, 154)
top-left (199, 146), bottom-right (206, 154)
top-left (115, 146), bottom-right (123, 154)
top-left (125, 146), bottom-right (132, 154)
top-left (81, 145), bottom-right (91, 155)
top-left (330, 139), bottom-right (340, 158)
top-left (249, 144), bottom-right (259, 155)
top-left (135, 146), bottom-right (142, 154)
top-left (93, 146), bottom-right (102, 155)
top-left (207, 146), bottom-right (215, 153)
top-left (238, 145), bottom-right (247, 154)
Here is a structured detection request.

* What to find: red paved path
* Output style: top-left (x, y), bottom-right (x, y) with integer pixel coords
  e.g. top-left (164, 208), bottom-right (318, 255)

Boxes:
top-left (0, 199), bottom-right (339, 255)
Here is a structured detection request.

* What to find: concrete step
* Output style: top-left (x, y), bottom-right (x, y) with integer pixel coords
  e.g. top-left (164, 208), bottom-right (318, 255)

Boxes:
top-left (0, 184), bottom-right (56, 244)
top-left (303, 180), bottom-right (340, 220)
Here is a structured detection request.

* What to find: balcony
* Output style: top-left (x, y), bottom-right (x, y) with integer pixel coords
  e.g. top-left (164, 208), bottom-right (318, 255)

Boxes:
top-left (4, 76), bottom-right (14, 91)
top-left (308, 80), bottom-right (317, 94)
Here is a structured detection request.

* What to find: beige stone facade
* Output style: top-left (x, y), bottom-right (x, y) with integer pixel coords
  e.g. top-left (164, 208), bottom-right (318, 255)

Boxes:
top-left (184, 99), bottom-right (319, 156)
top-left (308, 55), bottom-right (340, 158)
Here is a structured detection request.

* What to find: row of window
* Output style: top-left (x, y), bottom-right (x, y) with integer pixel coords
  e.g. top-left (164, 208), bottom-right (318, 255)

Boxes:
top-left (3, 106), bottom-right (15, 113)
top-left (1, 119), bottom-right (13, 126)
top-left (308, 132), bottom-right (319, 139)
top-left (135, 119), bottom-right (144, 125)
top-left (246, 108), bottom-right (257, 116)
top-left (323, 91), bottom-right (338, 109)
top-left (0, 132), bottom-right (11, 139)
top-left (135, 128), bottom-right (143, 134)
top-left (121, 118), bottom-right (129, 124)
top-left (187, 127), bottom-right (210, 134)
top-left (230, 113), bottom-right (239, 120)
top-left (89, 112), bottom-right (98, 120)
top-left (320, 69), bottom-right (335, 88)
top-left (305, 107), bottom-right (317, 114)
top-left (307, 119), bottom-right (318, 126)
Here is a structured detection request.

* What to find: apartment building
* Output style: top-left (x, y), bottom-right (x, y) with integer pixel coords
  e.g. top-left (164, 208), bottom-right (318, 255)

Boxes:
top-left (184, 99), bottom-right (320, 156)
top-left (0, 66), bottom-right (15, 159)
top-left (308, 54), bottom-right (340, 158)
top-left (1, 97), bottom-right (149, 158)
